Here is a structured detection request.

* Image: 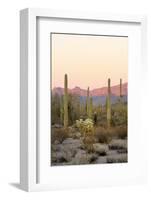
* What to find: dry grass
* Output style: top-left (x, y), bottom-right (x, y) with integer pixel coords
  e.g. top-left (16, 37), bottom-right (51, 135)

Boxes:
top-left (83, 135), bottom-right (96, 153)
top-left (94, 126), bottom-right (127, 143)
top-left (51, 127), bottom-right (69, 144)
top-left (115, 126), bottom-right (127, 139)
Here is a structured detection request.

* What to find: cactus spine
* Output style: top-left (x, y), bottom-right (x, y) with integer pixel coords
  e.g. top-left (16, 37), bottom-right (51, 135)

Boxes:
top-left (64, 74), bottom-right (68, 128)
top-left (107, 78), bottom-right (111, 128)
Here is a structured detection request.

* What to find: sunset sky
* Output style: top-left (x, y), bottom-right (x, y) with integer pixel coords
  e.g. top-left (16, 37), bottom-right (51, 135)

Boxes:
top-left (51, 33), bottom-right (128, 90)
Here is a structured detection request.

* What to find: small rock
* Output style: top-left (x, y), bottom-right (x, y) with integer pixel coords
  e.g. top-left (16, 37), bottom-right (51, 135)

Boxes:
top-left (109, 139), bottom-right (127, 150)
top-left (52, 144), bottom-right (64, 152)
top-left (51, 149), bottom-right (73, 163)
top-left (107, 150), bottom-right (117, 156)
top-left (54, 140), bottom-right (60, 145)
top-left (88, 153), bottom-right (98, 163)
top-left (72, 150), bottom-right (89, 165)
top-left (75, 132), bottom-right (81, 138)
top-left (107, 153), bottom-right (127, 163)
top-left (93, 143), bottom-right (109, 155)
top-left (95, 156), bottom-right (107, 164)
top-left (117, 149), bottom-right (127, 154)
top-left (62, 138), bottom-right (84, 149)
top-left (52, 124), bottom-right (63, 128)
top-left (51, 152), bottom-right (66, 163)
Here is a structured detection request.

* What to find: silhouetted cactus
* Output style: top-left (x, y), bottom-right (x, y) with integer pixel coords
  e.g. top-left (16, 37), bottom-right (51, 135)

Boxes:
top-left (64, 74), bottom-right (68, 128)
top-left (107, 78), bottom-right (111, 128)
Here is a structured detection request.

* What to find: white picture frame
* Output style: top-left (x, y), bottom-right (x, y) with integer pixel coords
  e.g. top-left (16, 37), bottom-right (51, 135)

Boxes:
top-left (20, 8), bottom-right (147, 192)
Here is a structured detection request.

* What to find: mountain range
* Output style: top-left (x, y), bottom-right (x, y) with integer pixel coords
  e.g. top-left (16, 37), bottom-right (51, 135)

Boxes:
top-left (52, 82), bottom-right (127, 97)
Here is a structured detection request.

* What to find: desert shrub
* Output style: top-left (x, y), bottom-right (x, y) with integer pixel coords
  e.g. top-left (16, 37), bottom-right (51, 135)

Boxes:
top-left (94, 127), bottom-right (111, 144)
top-left (51, 127), bottom-right (69, 144)
top-left (95, 126), bottom-right (127, 143)
top-left (116, 126), bottom-right (127, 139)
top-left (83, 135), bottom-right (96, 153)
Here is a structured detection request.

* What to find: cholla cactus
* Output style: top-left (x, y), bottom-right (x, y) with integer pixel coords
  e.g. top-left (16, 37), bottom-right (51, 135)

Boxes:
top-left (76, 119), bottom-right (84, 131)
top-left (76, 118), bottom-right (94, 137)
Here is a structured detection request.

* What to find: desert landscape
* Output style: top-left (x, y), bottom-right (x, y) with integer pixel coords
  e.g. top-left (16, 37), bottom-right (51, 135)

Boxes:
top-left (51, 74), bottom-right (127, 166)
top-left (51, 33), bottom-right (128, 166)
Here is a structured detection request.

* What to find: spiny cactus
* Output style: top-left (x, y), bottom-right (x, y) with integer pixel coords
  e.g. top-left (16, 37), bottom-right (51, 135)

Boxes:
top-left (64, 74), bottom-right (68, 128)
top-left (106, 78), bottom-right (111, 128)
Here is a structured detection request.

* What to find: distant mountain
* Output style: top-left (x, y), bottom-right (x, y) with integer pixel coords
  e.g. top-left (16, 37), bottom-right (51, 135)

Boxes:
top-left (52, 82), bottom-right (128, 97)
top-left (80, 95), bottom-right (127, 106)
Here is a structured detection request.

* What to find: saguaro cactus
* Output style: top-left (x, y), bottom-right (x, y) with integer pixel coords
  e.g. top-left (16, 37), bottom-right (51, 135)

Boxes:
top-left (89, 97), bottom-right (93, 119)
top-left (106, 78), bottom-right (111, 128)
top-left (120, 78), bottom-right (122, 98)
top-left (64, 74), bottom-right (68, 128)
top-left (86, 87), bottom-right (90, 117)
top-left (60, 96), bottom-right (64, 125)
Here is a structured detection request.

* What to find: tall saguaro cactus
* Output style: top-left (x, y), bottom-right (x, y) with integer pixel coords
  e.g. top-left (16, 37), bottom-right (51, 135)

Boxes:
top-left (106, 78), bottom-right (111, 128)
top-left (60, 96), bottom-right (64, 125)
top-left (89, 97), bottom-right (93, 119)
top-left (86, 87), bottom-right (90, 117)
top-left (120, 78), bottom-right (122, 98)
top-left (64, 74), bottom-right (68, 128)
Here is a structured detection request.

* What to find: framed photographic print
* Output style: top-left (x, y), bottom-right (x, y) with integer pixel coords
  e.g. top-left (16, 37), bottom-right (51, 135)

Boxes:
top-left (20, 8), bottom-right (147, 191)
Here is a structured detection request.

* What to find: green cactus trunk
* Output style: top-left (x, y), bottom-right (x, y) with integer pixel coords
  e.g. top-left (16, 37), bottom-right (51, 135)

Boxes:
top-left (120, 78), bottom-right (122, 97)
top-left (86, 87), bottom-right (90, 117)
top-left (107, 78), bottom-right (111, 128)
top-left (64, 74), bottom-right (68, 128)
top-left (89, 97), bottom-right (93, 119)
top-left (60, 96), bottom-right (64, 125)
top-left (120, 78), bottom-right (122, 103)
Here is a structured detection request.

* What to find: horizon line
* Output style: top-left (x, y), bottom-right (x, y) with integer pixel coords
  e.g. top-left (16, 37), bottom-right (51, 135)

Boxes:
top-left (52, 82), bottom-right (128, 90)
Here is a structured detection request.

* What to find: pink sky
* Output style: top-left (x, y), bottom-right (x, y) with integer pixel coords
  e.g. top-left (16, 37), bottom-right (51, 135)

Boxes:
top-left (51, 33), bottom-right (128, 89)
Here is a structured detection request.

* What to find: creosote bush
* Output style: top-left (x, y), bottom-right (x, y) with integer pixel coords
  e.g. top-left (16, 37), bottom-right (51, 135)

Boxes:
top-left (94, 126), bottom-right (127, 143)
top-left (83, 135), bottom-right (96, 153)
top-left (51, 128), bottom-right (69, 144)
top-left (95, 127), bottom-right (111, 144)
